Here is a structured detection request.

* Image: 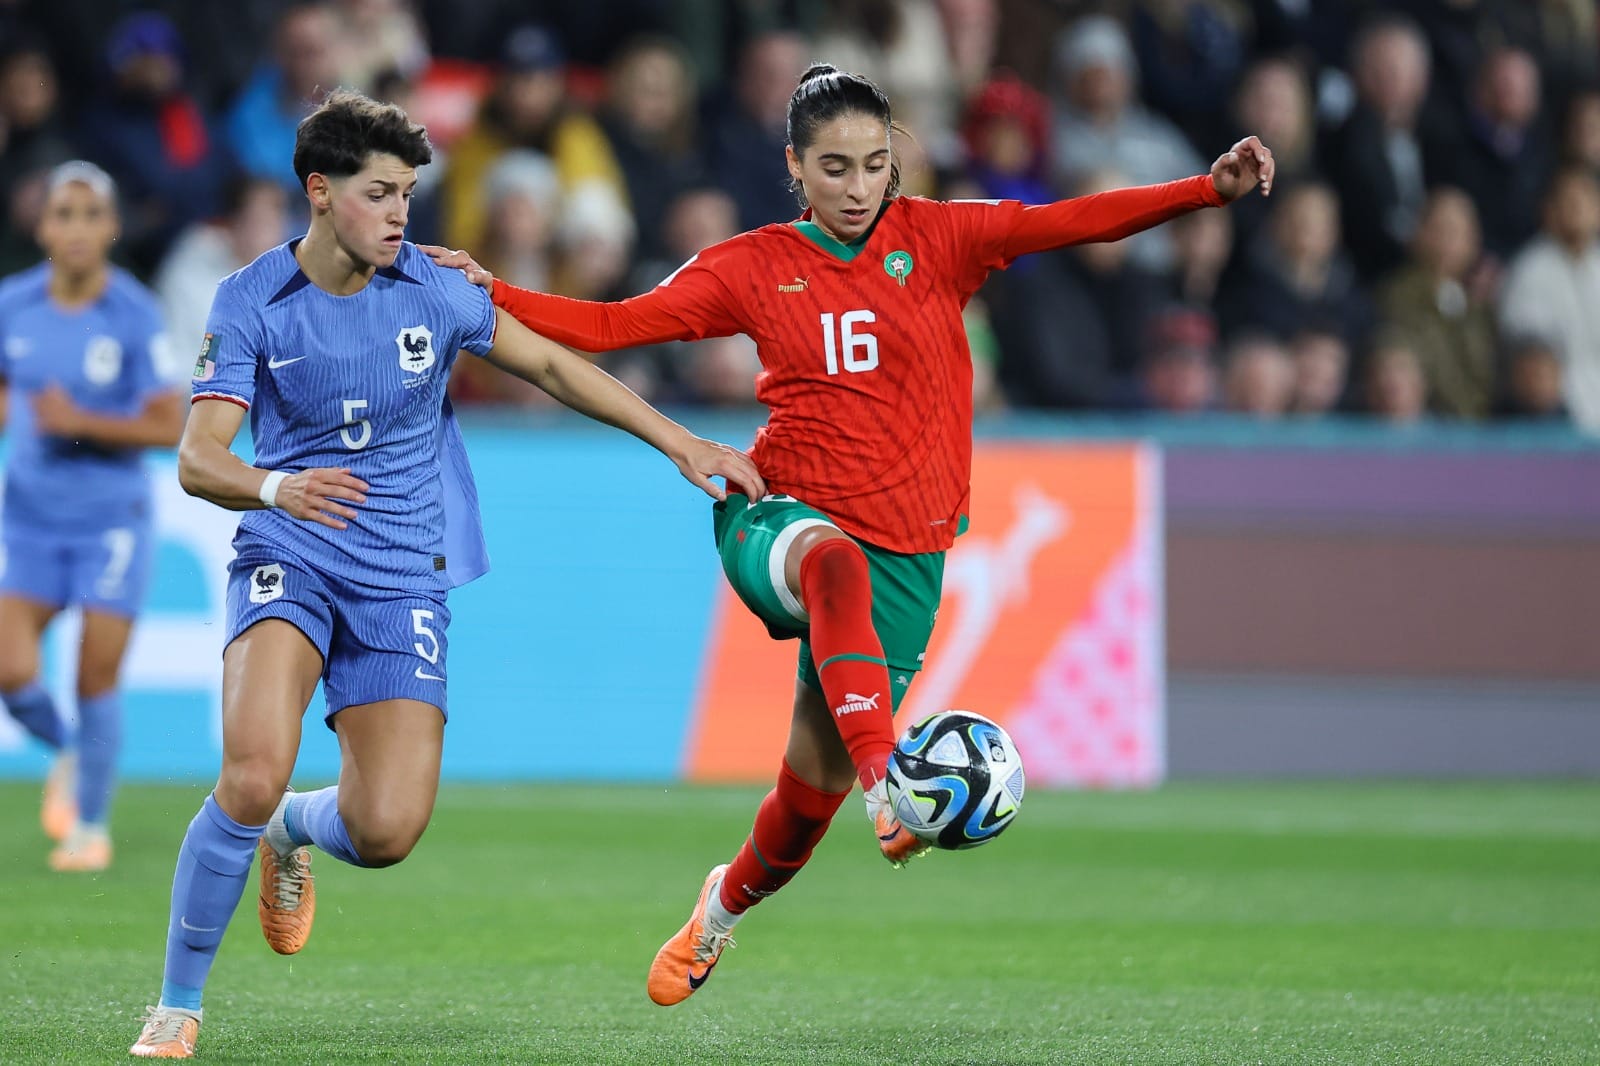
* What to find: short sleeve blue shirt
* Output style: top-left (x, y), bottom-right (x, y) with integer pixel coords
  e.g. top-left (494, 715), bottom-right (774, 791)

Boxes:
top-left (192, 241), bottom-right (497, 590)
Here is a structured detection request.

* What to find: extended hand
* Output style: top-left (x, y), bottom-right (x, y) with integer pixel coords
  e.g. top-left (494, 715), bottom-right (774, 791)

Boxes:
top-left (276, 467), bottom-right (370, 530)
top-left (1210, 136), bottom-right (1275, 201)
top-left (418, 244), bottom-right (494, 289)
top-left (32, 384), bottom-right (83, 437)
top-left (672, 437), bottom-right (766, 502)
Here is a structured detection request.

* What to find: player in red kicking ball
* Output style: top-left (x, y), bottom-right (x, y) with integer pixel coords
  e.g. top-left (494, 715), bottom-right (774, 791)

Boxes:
top-left (426, 63), bottom-right (1273, 1005)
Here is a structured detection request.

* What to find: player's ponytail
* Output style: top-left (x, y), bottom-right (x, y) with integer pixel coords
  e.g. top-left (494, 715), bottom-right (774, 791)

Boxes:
top-left (786, 64), bottom-right (904, 206)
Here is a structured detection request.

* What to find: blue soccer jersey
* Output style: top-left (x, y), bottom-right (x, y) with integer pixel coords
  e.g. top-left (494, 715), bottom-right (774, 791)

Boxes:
top-left (192, 240), bottom-right (497, 591)
top-left (0, 263), bottom-right (176, 536)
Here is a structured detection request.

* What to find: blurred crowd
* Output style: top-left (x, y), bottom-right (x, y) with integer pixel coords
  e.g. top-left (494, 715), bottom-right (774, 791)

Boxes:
top-left (2, 0), bottom-right (1598, 430)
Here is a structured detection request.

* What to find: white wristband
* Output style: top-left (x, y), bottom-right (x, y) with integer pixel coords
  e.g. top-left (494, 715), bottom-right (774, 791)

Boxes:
top-left (257, 470), bottom-right (290, 509)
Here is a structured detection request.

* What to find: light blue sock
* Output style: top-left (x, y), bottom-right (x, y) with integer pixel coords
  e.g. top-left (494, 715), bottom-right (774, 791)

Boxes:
top-left (159, 794), bottom-right (264, 1010)
top-left (75, 691), bottom-right (122, 825)
top-left (285, 786), bottom-right (368, 867)
top-left (1, 682), bottom-right (67, 750)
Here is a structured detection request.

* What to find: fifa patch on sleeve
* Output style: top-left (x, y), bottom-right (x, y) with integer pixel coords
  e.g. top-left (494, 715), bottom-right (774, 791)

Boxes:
top-left (193, 334), bottom-right (215, 381)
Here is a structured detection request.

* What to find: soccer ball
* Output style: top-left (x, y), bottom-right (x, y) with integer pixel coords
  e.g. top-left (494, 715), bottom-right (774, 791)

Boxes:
top-left (886, 710), bottom-right (1024, 850)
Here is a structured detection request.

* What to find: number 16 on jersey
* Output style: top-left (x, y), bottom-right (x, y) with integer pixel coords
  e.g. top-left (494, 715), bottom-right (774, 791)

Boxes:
top-left (820, 310), bottom-right (878, 376)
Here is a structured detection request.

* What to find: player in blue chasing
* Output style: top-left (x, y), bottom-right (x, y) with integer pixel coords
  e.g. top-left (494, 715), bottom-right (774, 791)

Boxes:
top-left (0, 161), bottom-right (185, 874)
top-left (129, 90), bottom-right (763, 1059)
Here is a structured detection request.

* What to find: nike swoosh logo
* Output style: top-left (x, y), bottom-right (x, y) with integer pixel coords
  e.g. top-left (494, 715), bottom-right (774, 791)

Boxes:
top-left (687, 962), bottom-right (716, 990)
top-left (414, 667), bottom-right (445, 681)
top-left (179, 916), bottom-right (220, 933)
top-left (267, 355), bottom-right (307, 369)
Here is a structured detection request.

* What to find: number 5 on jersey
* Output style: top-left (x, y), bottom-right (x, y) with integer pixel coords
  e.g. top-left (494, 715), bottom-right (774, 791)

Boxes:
top-left (821, 310), bottom-right (878, 376)
top-left (341, 398), bottom-right (371, 450)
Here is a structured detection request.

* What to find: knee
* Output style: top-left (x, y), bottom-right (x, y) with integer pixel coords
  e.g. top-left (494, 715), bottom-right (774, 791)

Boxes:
top-left (797, 535), bottom-right (867, 598)
top-left (348, 817), bottom-right (427, 869)
top-left (76, 672), bottom-right (121, 703)
top-left (215, 759), bottom-right (290, 826)
top-left (0, 651), bottom-right (37, 695)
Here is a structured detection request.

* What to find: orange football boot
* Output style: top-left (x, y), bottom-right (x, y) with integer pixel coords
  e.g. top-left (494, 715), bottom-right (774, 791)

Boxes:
top-left (129, 1006), bottom-right (200, 1058)
top-left (647, 864), bottom-right (736, 1005)
top-left (257, 837), bottom-right (315, 954)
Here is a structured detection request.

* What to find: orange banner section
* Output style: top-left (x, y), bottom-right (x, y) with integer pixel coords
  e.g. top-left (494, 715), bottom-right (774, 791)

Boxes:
top-left (685, 444), bottom-right (1163, 786)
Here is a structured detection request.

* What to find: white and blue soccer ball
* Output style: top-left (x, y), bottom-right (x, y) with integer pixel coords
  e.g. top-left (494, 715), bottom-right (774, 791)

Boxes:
top-left (886, 710), bottom-right (1025, 850)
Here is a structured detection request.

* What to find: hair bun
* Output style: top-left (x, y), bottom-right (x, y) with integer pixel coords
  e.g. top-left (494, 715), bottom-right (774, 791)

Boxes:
top-left (799, 63), bottom-right (839, 85)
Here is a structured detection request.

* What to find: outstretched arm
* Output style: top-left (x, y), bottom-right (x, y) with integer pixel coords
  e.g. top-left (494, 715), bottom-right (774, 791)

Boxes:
top-left (420, 245), bottom-right (737, 353)
top-left (1000, 136), bottom-right (1275, 259)
top-left (482, 307), bottom-right (765, 501)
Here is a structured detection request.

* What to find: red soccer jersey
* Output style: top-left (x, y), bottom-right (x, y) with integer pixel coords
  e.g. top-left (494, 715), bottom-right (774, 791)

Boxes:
top-left (493, 175), bottom-right (1224, 553)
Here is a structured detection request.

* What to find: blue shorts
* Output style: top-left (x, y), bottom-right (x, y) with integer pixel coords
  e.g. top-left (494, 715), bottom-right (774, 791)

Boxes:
top-left (225, 533), bottom-right (451, 723)
top-left (0, 524), bottom-right (155, 618)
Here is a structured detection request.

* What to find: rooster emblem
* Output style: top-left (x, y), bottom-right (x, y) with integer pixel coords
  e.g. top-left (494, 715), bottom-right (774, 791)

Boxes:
top-left (395, 324), bottom-right (436, 373)
top-left (249, 563), bottom-right (285, 604)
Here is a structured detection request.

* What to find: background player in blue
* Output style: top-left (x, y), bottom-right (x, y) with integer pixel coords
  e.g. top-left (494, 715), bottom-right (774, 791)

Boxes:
top-left (0, 161), bottom-right (184, 874)
top-left (129, 91), bottom-right (763, 1058)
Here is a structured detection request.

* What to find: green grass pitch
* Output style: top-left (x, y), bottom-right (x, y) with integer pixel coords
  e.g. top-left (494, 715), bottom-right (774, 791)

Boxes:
top-left (2, 780), bottom-right (1596, 1064)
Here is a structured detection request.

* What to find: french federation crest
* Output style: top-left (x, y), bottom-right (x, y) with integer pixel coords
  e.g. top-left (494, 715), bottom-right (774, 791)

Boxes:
top-left (396, 324), bottom-right (435, 374)
top-left (249, 563), bottom-right (285, 604)
top-left (84, 335), bottom-right (123, 385)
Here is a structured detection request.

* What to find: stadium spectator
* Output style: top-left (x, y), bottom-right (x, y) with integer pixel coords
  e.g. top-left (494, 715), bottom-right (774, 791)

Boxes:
top-left (1137, 305), bottom-right (1221, 413)
top-left (1227, 55), bottom-right (1316, 262)
top-left (1498, 336), bottom-right (1569, 421)
top-left (961, 70), bottom-right (1053, 206)
top-left (631, 184), bottom-right (739, 293)
top-left (989, 168), bottom-right (1167, 409)
top-left (814, 0), bottom-right (966, 165)
top-left (440, 24), bottom-right (625, 254)
top-left (332, 0), bottom-right (429, 95)
top-left (1218, 181), bottom-right (1372, 351)
top-left (1378, 187), bottom-right (1498, 419)
top-left (224, 3), bottom-right (346, 198)
top-left (1223, 330), bottom-right (1296, 417)
top-left (445, 150), bottom-right (563, 408)
top-left (681, 333), bottom-right (762, 407)
top-left (75, 12), bottom-right (231, 277)
top-left (1512, 0), bottom-right (1598, 108)
top-left (552, 183), bottom-right (635, 301)
top-left (1560, 88), bottom-right (1600, 176)
top-left (940, 0), bottom-right (1002, 116)
top-left (1499, 166), bottom-right (1600, 433)
top-left (1288, 325), bottom-right (1351, 416)
top-left (1322, 15), bottom-right (1433, 282)
top-left (702, 30), bottom-right (810, 231)
top-left (154, 176), bottom-right (290, 355)
top-left (1050, 15), bottom-right (1205, 270)
top-left (0, 40), bottom-right (72, 201)
top-left (0, 41), bottom-right (74, 276)
top-left (597, 36), bottom-right (703, 264)
top-left (477, 150), bottom-right (561, 293)
top-left (1128, 0), bottom-right (1249, 151)
top-left (1365, 332), bottom-right (1429, 423)
top-left (1164, 202), bottom-right (1232, 313)
top-left (1429, 46), bottom-right (1554, 262)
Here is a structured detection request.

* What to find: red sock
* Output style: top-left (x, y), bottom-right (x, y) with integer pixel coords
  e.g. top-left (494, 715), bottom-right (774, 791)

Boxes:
top-left (801, 537), bottom-right (895, 790)
top-left (721, 760), bottom-right (849, 913)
